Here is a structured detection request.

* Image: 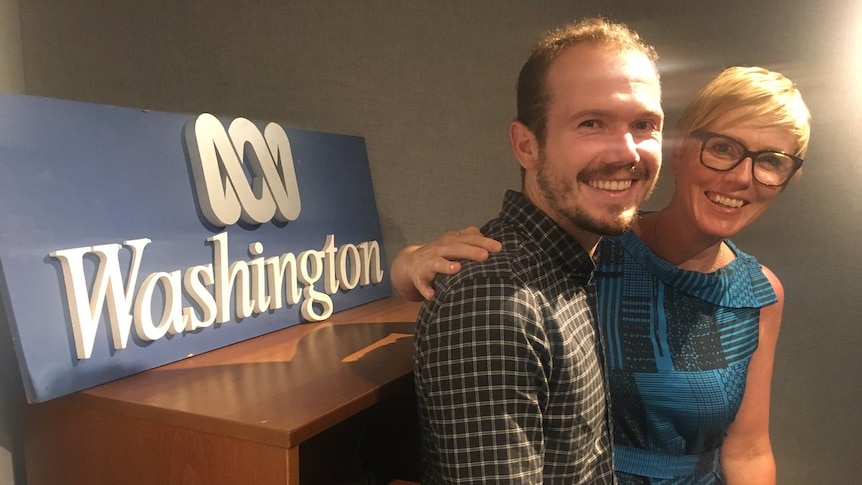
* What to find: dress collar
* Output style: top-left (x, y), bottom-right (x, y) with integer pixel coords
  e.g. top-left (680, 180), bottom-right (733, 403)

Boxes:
top-left (614, 230), bottom-right (776, 309)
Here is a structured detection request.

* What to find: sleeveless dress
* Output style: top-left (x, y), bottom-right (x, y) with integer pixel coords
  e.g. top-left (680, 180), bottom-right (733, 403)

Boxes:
top-left (594, 231), bottom-right (777, 484)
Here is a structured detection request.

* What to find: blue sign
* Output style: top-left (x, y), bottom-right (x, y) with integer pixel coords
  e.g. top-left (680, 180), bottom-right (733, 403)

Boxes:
top-left (0, 94), bottom-right (391, 402)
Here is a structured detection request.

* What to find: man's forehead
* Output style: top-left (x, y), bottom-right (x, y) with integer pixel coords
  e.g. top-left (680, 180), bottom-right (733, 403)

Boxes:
top-left (551, 44), bottom-right (659, 83)
top-left (546, 46), bottom-right (662, 112)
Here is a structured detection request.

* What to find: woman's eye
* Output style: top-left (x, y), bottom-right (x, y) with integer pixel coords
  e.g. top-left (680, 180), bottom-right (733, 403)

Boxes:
top-left (759, 154), bottom-right (783, 168)
top-left (709, 141), bottom-right (738, 157)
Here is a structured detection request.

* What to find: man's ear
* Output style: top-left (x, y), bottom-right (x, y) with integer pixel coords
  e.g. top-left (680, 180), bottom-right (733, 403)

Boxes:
top-left (510, 121), bottom-right (540, 170)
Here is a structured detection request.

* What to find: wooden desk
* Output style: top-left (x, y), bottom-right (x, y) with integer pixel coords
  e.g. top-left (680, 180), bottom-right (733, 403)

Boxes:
top-left (25, 296), bottom-right (422, 485)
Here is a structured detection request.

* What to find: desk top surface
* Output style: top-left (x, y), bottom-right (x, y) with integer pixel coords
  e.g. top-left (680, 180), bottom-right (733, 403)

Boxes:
top-left (53, 296), bottom-right (422, 448)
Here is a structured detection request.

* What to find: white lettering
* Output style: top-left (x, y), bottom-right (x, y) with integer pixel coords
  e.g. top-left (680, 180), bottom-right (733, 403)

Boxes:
top-left (182, 263), bottom-right (216, 330)
top-left (264, 252), bottom-right (302, 310)
top-left (50, 239), bottom-right (151, 360)
top-left (336, 243), bottom-right (361, 291)
top-left (357, 240), bottom-right (385, 285)
top-left (297, 246), bottom-right (331, 321)
top-left (248, 242), bottom-right (270, 314)
top-left (50, 234), bottom-right (384, 358)
top-left (134, 271), bottom-right (183, 341)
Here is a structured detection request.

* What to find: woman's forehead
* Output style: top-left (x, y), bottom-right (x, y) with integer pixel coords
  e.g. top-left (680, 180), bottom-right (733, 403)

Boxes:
top-left (709, 124), bottom-right (797, 152)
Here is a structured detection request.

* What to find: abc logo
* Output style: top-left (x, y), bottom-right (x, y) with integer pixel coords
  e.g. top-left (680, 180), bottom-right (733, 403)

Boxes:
top-left (184, 113), bottom-right (301, 227)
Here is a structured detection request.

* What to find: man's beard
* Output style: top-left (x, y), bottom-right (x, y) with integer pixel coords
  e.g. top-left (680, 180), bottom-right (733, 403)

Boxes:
top-left (535, 155), bottom-right (640, 237)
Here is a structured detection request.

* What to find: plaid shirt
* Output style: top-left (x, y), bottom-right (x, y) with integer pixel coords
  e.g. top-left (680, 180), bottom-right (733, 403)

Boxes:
top-left (415, 190), bottom-right (615, 484)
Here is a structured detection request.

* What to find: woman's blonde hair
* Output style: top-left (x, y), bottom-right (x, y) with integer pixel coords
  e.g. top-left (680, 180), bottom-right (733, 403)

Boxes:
top-left (677, 66), bottom-right (811, 158)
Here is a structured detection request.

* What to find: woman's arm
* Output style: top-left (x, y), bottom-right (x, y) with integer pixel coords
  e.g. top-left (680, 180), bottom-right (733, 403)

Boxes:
top-left (390, 226), bottom-right (502, 301)
top-left (720, 265), bottom-right (783, 485)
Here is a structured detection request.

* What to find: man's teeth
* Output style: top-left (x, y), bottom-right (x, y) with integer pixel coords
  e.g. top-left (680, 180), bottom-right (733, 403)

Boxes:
top-left (590, 180), bottom-right (632, 191)
top-left (709, 193), bottom-right (744, 208)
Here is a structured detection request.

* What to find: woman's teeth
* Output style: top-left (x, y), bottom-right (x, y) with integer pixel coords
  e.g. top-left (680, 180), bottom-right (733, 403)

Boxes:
top-left (709, 193), bottom-right (744, 208)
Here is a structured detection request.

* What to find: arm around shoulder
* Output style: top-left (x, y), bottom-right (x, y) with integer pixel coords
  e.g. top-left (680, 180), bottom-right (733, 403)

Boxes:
top-left (389, 227), bottom-right (503, 301)
top-left (391, 245), bottom-right (426, 301)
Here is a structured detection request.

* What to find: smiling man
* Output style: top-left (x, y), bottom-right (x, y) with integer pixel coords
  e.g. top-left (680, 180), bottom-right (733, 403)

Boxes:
top-left (413, 18), bottom-right (663, 484)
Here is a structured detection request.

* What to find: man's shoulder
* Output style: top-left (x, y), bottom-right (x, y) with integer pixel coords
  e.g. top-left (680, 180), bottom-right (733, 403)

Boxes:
top-left (435, 219), bottom-right (548, 291)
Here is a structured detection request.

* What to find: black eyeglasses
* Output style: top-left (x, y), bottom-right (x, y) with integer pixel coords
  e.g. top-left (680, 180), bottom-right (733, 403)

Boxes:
top-left (690, 129), bottom-right (803, 187)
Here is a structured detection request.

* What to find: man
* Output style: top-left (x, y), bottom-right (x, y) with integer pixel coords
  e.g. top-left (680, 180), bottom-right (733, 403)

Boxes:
top-left (412, 18), bottom-right (663, 483)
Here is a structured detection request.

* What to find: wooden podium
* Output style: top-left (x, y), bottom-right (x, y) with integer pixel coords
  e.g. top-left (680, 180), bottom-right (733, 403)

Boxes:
top-left (25, 296), bottom-right (422, 485)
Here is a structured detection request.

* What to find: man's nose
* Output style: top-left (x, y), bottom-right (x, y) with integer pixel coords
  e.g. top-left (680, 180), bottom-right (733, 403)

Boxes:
top-left (609, 132), bottom-right (640, 163)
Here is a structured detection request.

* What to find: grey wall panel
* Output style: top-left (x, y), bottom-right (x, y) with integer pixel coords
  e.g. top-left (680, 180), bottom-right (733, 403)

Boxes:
top-left (5, 1), bottom-right (859, 483)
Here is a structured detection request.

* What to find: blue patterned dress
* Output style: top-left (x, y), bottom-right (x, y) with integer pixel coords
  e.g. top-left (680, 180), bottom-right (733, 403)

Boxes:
top-left (595, 231), bottom-right (777, 484)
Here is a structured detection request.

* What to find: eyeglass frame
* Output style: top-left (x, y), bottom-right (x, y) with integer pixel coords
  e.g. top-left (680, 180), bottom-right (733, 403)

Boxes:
top-left (689, 129), bottom-right (804, 187)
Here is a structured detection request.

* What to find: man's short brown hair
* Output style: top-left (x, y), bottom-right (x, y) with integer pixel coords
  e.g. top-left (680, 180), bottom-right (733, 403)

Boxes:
top-left (516, 18), bottom-right (660, 145)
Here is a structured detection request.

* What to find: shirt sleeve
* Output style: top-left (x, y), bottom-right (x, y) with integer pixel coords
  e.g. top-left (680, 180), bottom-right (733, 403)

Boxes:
top-left (415, 275), bottom-right (551, 483)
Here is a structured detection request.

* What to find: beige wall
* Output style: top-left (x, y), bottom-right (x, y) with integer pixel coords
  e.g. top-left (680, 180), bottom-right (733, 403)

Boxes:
top-left (2, 1), bottom-right (860, 483)
top-left (0, 0), bottom-right (24, 483)
top-left (0, 0), bottom-right (23, 93)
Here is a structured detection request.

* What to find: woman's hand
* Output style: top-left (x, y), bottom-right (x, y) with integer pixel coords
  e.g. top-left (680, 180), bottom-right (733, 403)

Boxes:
top-left (390, 226), bottom-right (502, 301)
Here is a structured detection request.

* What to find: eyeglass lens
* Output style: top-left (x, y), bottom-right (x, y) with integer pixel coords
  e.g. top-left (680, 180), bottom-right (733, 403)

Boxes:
top-left (701, 136), bottom-right (796, 186)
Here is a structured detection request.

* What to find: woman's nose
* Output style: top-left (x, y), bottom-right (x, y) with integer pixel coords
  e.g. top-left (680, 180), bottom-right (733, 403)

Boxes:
top-left (725, 156), bottom-right (755, 185)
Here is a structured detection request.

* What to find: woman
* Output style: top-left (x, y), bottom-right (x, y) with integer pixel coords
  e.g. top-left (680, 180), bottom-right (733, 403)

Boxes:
top-left (391, 66), bottom-right (810, 484)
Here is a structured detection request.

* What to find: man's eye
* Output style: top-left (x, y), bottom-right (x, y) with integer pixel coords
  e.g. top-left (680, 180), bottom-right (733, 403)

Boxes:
top-left (633, 121), bottom-right (656, 131)
top-left (580, 120), bottom-right (599, 128)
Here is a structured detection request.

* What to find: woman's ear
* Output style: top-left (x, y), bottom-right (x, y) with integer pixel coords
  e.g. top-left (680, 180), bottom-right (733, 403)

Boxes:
top-left (510, 121), bottom-right (539, 171)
